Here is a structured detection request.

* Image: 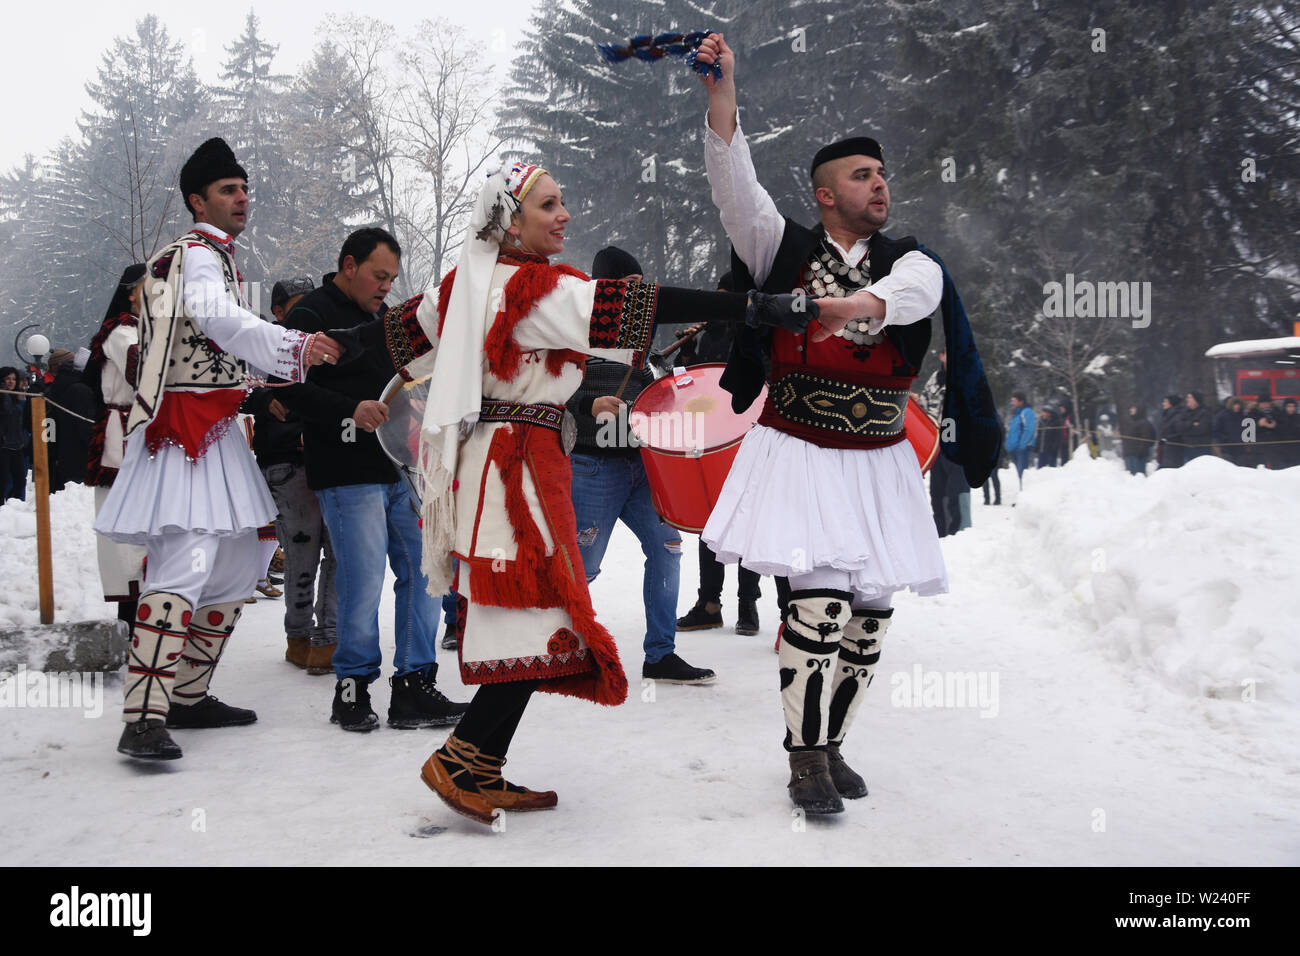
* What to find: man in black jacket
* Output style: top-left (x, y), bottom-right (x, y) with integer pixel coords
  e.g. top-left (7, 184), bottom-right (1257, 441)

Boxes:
top-left (568, 246), bottom-right (716, 686)
top-left (1121, 404), bottom-right (1156, 475)
top-left (1182, 392), bottom-right (1213, 462)
top-left (245, 275), bottom-right (339, 673)
top-left (280, 228), bottom-right (466, 732)
top-left (45, 349), bottom-right (96, 492)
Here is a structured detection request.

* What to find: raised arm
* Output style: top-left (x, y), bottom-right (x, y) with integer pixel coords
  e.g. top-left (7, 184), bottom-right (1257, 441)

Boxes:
top-left (696, 32), bottom-right (785, 288)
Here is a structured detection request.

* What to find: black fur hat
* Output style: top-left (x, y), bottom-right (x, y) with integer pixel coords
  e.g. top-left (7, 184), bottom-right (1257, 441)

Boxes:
top-left (180, 138), bottom-right (247, 215)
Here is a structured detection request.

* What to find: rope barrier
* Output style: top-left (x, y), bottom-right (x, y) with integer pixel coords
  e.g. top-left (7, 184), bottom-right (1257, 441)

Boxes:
top-left (0, 388), bottom-right (98, 424)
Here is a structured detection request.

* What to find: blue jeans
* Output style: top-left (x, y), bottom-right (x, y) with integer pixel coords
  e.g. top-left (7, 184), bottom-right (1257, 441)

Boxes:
top-left (1010, 447), bottom-right (1032, 486)
top-left (1124, 455), bottom-right (1146, 476)
top-left (570, 452), bottom-right (681, 664)
top-left (316, 480), bottom-right (438, 682)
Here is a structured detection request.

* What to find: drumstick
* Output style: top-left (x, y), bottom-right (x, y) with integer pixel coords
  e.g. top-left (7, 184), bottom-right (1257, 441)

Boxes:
top-left (658, 324), bottom-right (705, 362)
top-left (612, 365), bottom-right (636, 402)
top-left (381, 380), bottom-right (405, 405)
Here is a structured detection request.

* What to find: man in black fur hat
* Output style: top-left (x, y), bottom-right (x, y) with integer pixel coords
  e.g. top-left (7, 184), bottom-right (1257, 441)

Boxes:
top-left (694, 35), bottom-right (1000, 815)
top-left (96, 138), bottom-right (344, 761)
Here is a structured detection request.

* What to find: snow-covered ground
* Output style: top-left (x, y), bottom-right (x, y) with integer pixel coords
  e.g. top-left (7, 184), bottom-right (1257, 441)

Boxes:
top-left (1, 455), bottom-right (1297, 866)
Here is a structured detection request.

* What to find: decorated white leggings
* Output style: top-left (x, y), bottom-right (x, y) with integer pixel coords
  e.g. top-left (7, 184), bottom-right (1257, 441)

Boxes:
top-left (779, 568), bottom-right (894, 750)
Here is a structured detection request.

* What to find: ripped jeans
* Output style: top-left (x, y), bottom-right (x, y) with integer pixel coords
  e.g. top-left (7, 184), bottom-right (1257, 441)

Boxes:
top-left (570, 451), bottom-right (681, 664)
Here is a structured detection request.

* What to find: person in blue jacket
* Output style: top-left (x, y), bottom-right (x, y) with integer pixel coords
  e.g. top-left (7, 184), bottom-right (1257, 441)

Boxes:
top-left (1005, 391), bottom-right (1037, 488)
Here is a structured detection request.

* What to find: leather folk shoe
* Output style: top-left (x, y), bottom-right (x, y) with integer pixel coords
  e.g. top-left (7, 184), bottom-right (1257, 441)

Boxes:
top-left (471, 752), bottom-right (557, 811)
top-left (285, 637), bottom-right (310, 669)
top-left (420, 736), bottom-right (498, 826)
top-left (165, 695), bottom-right (257, 729)
top-left (827, 742), bottom-right (869, 799)
top-left (117, 719), bottom-right (182, 760)
top-left (787, 749), bottom-right (845, 815)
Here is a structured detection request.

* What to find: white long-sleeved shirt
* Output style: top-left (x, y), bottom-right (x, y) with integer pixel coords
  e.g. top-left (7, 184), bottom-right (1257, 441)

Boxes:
top-left (180, 222), bottom-right (310, 383)
top-left (703, 117), bottom-right (943, 335)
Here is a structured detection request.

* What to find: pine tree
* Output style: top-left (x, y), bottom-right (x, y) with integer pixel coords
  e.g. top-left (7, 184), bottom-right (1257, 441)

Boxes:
top-left (212, 9), bottom-right (293, 289)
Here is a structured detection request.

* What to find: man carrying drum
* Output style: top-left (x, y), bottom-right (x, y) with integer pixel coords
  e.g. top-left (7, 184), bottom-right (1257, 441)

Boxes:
top-left (694, 34), bottom-right (1001, 815)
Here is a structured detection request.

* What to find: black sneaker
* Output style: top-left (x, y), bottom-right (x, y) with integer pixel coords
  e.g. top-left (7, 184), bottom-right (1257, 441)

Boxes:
top-left (642, 653), bottom-right (717, 685)
top-left (676, 600), bottom-right (723, 631)
top-left (117, 719), bottom-right (183, 760)
top-left (165, 695), bottom-right (257, 728)
top-left (388, 664), bottom-right (468, 729)
top-left (735, 598), bottom-right (759, 635)
top-left (332, 677), bottom-right (379, 732)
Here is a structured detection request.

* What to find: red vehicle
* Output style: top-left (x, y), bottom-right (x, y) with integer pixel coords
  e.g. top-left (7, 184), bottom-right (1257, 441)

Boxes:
top-left (1205, 327), bottom-right (1300, 402)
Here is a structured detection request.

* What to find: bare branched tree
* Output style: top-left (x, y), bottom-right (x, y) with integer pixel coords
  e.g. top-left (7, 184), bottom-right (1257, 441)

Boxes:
top-left (395, 19), bottom-right (502, 291)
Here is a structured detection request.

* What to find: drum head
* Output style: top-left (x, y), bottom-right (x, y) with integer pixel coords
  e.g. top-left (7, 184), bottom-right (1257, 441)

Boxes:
top-left (629, 362), bottom-right (765, 455)
top-left (375, 374), bottom-right (430, 495)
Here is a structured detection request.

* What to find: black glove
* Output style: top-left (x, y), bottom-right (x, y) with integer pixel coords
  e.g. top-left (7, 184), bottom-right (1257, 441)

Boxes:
top-left (745, 291), bottom-right (819, 333)
top-left (323, 326), bottom-right (365, 366)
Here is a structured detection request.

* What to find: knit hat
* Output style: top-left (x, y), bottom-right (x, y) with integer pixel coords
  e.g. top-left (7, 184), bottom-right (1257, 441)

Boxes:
top-left (591, 246), bottom-right (643, 280)
top-left (180, 138), bottom-right (247, 215)
top-left (271, 276), bottom-right (315, 310)
top-left (47, 349), bottom-right (74, 375)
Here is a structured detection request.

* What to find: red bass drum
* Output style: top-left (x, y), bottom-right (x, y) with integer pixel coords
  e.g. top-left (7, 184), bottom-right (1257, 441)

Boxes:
top-left (631, 364), bottom-right (941, 533)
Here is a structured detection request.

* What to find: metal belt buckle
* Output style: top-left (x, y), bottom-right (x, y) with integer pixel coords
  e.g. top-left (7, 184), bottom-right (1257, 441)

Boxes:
top-left (561, 409), bottom-right (577, 456)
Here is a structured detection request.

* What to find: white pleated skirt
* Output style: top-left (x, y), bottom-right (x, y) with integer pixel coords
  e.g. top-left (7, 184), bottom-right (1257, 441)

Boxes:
top-left (702, 424), bottom-right (948, 599)
top-left (93, 424), bottom-right (276, 545)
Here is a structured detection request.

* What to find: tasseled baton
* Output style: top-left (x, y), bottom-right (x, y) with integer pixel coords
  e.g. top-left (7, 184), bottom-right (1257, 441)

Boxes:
top-left (597, 31), bottom-right (723, 81)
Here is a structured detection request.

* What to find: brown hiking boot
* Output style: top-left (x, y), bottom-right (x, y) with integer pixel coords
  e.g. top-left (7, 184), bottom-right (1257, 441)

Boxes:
top-left (305, 643), bottom-right (336, 676)
top-left (285, 637), bottom-right (310, 669)
top-left (827, 742), bottom-right (868, 799)
top-left (419, 736), bottom-right (498, 826)
top-left (787, 750), bottom-right (844, 815)
top-left (471, 752), bottom-right (558, 811)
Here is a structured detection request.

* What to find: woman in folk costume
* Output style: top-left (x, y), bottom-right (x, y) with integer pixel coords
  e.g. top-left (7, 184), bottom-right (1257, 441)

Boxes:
top-left (363, 160), bottom-right (841, 824)
top-left (84, 264), bottom-right (148, 624)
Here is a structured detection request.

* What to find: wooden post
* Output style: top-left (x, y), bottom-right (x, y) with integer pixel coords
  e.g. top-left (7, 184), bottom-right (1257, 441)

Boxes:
top-left (31, 394), bottom-right (54, 624)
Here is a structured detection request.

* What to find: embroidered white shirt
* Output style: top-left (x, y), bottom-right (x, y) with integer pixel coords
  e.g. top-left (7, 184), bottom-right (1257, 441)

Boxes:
top-left (182, 222), bottom-right (310, 382)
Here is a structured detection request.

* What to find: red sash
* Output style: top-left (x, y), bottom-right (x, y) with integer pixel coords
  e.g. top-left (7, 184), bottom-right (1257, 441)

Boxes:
top-left (144, 389), bottom-right (246, 459)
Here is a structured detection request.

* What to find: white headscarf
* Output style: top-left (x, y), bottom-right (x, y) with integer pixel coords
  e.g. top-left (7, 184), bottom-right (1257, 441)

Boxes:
top-left (415, 160), bottom-right (548, 595)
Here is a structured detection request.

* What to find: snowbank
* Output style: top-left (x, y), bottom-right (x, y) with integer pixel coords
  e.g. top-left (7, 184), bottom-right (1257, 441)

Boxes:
top-left (996, 452), bottom-right (1298, 703)
top-left (0, 483), bottom-right (107, 628)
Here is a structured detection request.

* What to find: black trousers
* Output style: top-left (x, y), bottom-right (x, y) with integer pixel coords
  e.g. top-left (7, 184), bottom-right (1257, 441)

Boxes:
top-left (929, 454), bottom-right (964, 537)
top-left (982, 468), bottom-right (1001, 503)
top-left (455, 680), bottom-right (541, 758)
top-left (698, 538), bottom-right (760, 602)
